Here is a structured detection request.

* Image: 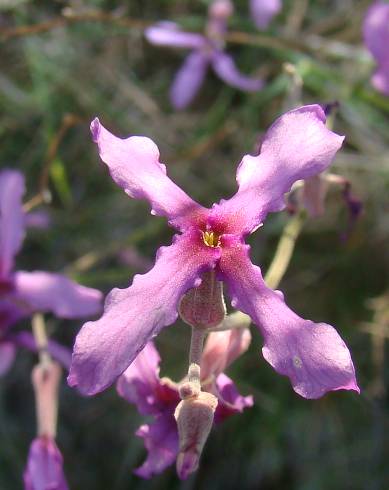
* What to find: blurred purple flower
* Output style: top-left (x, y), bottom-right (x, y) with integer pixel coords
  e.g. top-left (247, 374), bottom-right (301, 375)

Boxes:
top-left (145, 0), bottom-right (263, 109)
top-left (117, 328), bottom-right (252, 478)
top-left (363, 0), bottom-right (389, 95)
top-left (69, 105), bottom-right (359, 400)
top-left (250, 0), bottom-right (282, 29)
top-left (0, 169), bottom-right (103, 376)
top-left (24, 437), bottom-right (68, 490)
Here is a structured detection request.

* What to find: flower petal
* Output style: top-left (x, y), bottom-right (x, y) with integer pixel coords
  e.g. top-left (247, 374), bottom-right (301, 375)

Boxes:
top-left (0, 341), bottom-right (16, 376)
top-left (212, 52), bottom-right (264, 91)
top-left (250, 0), bottom-right (282, 29)
top-left (14, 271), bottom-right (102, 318)
top-left (170, 51), bottom-right (209, 110)
top-left (134, 416), bottom-right (178, 479)
top-left (145, 23), bottom-right (206, 49)
top-left (201, 328), bottom-right (251, 381)
top-left (214, 373), bottom-right (253, 423)
top-left (23, 437), bottom-right (68, 490)
top-left (68, 231), bottom-right (221, 395)
top-left (0, 169), bottom-right (25, 279)
top-left (363, 1), bottom-right (389, 95)
top-left (91, 118), bottom-right (206, 229)
top-left (218, 236), bottom-right (359, 399)
top-left (117, 342), bottom-right (179, 416)
top-left (211, 105), bottom-right (344, 234)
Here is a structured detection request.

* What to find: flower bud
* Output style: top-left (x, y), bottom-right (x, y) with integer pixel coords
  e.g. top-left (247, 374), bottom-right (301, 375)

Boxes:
top-left (175, 392), bottom-right (218, 479)
top-left (179, 271), bottom-right (226, 329)
top-left (209, 0), bottom-right (234, 20)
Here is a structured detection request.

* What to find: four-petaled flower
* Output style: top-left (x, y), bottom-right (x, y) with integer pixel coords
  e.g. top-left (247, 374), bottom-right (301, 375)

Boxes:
top-left (68, 104), bottom-right (359, 400)
top-left (363, 0), bottom-right (389, 96)
top-left (145, 0), bottom-right (263, 110)
top-left (0, 170), bottom-right (103, 376)
top-left (117, 327), bottom-right (252, 479)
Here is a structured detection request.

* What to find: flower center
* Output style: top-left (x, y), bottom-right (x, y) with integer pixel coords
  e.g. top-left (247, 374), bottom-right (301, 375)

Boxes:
top-left (201, 230), bottom-right (221, 248)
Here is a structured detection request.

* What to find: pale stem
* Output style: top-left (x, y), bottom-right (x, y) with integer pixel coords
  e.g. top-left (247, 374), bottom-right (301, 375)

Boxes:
top-left (188, 327), bottom-right (206, 386)
top-left (264, 210), bottom-right (306, 290)
top-left (31, 313), bottom-right (51, 369)
top-left (32, 362), bottom-right (62, 438)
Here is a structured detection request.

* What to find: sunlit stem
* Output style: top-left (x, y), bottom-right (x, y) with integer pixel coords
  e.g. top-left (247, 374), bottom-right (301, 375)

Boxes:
top-left (32, 313), bottom-right (51, 370)
top-left (188, 327), bottom-right (205, 385)
top-left (264, 210), bottom-right (306, 290)
top-left (179, 327), bottom-right (205, 400)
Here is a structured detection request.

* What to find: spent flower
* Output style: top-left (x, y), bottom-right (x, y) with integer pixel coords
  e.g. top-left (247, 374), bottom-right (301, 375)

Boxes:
top-left (117, 327), bottom-right (252, 478)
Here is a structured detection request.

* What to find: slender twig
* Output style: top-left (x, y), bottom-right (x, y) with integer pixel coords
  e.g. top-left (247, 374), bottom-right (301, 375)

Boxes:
top-left (264, 211), bottom-right (306, 290)
top-left (23, 113), bottom-right (83, 213)
top-left (0, 9), bottom-right (366, 60)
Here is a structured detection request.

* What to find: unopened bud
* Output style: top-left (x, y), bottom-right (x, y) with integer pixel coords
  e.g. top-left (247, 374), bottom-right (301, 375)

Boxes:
top-left (179, 271), bottom-right (226, 329)
top-left (209, 0), bottom-right (234, 19)
top-left (175, 392), bottom-right (218, 479)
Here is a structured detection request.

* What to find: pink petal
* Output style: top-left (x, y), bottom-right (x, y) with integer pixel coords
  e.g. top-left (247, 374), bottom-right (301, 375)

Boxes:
top-left (218, 236), bottom-right (360, 399)
top-left (68, 231), bottom-right (221, 395)
top-left (145, 23), bottom-right (206, 49)
top-left (211, 105), bottom-right (344, 234)
top-left (371, 64), bottom-right (389, 96)
top-left (170, 51), bottom-right (209, 110)
top-left (201, 328), bottom-right (251, 380)
top-left (214, 373), bottom-right (253, 423)
top-left (14, 271), bottom-right (103, 318)
top-left (134, 417), bottom-right (179, 479)
top-left (212, 52), bottom-right (264, 91)
top-left (250, 0), bottom-right (282, 29)
top-left (0, 169), bottom-right (25, 279)
top-left (363, 1), bottom-right (389, 95)
top-left (0, 341), bottom-right (16, 376)
top-left (24, 437), bottom-right (68, 490)
top-left (117, 342), bottom-right (179, 416)
top-left (90, 118), bottom-right (206, 229)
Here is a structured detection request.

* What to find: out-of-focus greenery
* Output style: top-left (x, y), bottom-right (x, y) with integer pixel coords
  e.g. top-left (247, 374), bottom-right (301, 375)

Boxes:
top-left (0, 0), bottom-right (388, 489)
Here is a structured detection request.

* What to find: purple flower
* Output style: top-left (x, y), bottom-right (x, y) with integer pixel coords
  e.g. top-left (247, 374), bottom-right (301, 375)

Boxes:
top-left (145, 0), bottom-right (263, 110)
top-left (363, 0), bottom-right (389, 96)
top-left (0, 169), bottom-right (103, 375)
top-left (24, 362), bottom-right (68, 490)
top-left (250, 0), bottom-right (282, 29)
top-left (24, 437), bottom-right (68, 490)
top-left (117, 329), bottom-right (252, 478)
top-left (69, 105), bottom-right (359, 400)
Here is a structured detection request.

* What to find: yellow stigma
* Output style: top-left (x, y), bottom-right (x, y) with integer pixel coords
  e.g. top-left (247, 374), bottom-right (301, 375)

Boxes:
top-left (202, 231), bottom-right (221, 248)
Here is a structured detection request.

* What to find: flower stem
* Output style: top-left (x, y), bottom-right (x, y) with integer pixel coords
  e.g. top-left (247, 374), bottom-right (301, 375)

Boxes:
top-left (179, 327), bottom-right (206, 400)
top-left (31, 313), bottom-right (51, 370)
top-left (264, 210), bottom-right (306, 290)
top-left (188, 327), bottom-right (205, 385)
